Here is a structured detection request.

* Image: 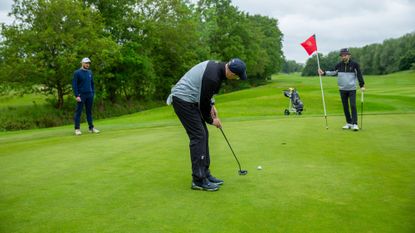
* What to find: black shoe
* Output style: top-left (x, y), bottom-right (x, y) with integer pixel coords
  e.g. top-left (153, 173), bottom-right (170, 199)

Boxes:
top-left (207, 175), bottom-right (224, 185)
top-left (191, 179), bottom-right (219, 191)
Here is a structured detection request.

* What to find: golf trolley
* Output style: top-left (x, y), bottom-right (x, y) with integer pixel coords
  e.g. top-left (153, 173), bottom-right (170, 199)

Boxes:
top-left (283, 88), bottom-right (304, 115)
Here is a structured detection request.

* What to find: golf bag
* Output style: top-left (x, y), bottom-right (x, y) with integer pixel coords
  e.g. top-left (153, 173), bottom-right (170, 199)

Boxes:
top-left (283, 88), bottom-right (304, 115)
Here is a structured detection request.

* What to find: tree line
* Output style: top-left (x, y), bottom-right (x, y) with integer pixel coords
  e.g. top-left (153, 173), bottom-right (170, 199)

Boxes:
top-left (281, 59), bottom-right (303, 73)
top-left (301, 32), bottom-right (415, 76)
top-left (0, 0), bottom-right (283, 108)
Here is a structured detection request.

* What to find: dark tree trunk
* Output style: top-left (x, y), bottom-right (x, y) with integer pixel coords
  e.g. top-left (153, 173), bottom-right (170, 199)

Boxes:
top-left (56, 81), bottom-right (64, 109)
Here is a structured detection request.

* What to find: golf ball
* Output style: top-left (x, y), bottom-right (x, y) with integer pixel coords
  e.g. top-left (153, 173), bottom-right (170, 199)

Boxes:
top-left (257, 166), bottom-right (262, 170)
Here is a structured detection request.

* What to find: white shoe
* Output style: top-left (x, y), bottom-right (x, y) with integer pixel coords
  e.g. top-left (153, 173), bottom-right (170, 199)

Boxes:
top-left (352, 124), bottom-right (359, 131)
top-left (342, 123), bottom-right (352, 130)
top-left (89, 128), bottom-right (100, 133)
top-left (75, 129), bottom-right (82, 136)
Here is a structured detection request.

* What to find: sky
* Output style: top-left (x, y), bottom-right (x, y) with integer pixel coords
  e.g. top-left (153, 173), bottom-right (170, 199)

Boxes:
top-left (1, 0), bottom-right (414, 63)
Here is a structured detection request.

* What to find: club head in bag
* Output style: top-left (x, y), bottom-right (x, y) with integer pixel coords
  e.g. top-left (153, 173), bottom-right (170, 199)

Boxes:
top-left (239, 170), bottom-right (248, 175)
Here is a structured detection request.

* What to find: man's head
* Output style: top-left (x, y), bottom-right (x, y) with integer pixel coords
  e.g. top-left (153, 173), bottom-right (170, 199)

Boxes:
top-left (226, 58), bottom-right (247, 80)
top-left (80, 57), bottom-right (91, 69)
top-left (339, 48), bottom-right (351, 63)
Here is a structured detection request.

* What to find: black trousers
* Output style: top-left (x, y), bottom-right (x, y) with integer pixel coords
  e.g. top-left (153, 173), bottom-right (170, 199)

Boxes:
top-left (172, 96), bottom-right (211, 182)
top-left (340, 90), bottom-right (357, 124)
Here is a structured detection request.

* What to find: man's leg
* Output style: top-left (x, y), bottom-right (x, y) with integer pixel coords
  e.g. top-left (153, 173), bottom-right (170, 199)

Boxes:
top-left (202, 121), bottom-right (211, 177)
top-left (340, 90), bottom-right (352, 124)
top-left (202, 121), bottom-right (223, 184)
top-left (74, 100), bottom-right (84, 129)
top-left (84, 95), bottom-right (94, 130)
top-left (172, 97), bottom-right (208, 182)
top-left (349, 90), bottom-right (358, 124)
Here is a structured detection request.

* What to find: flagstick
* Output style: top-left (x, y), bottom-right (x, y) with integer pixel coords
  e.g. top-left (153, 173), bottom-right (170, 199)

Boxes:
top-left (315, 51), bottom-right (329, 129)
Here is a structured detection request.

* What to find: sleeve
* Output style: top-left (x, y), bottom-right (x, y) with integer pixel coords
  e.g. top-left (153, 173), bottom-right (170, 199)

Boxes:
top-left (72, 71), bottom-right (79, 97)
top-left (325, 63), bottom-right (339, 76)
top-left (325, 70), bottom-right (338, 76)
top-left (91, 71), bottom-right (95, 94)
top-left (199, 62), bottom-right (218, 124)
top-left (199, 89), bottom-right (214, 124)
top-left (354, 62), bottom-right (365, 87)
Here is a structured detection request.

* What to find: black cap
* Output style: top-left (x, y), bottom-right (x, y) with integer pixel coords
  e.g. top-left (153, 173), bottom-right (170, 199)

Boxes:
top-left (228, 58), bottom-right (247, 80)
top-left (340, 48), bottom-right (351, 56)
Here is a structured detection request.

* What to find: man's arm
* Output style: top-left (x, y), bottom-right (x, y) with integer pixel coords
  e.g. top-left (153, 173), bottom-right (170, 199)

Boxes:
top-left (318, 63), bottom-right (339, 76)
top-left (90, 71), bottom-right (95, 95)
top-left (324, 70), bottom-right (338, 76)
top-left (199, 94), bottom-right (214, 124)
top-left (210, 104), bottom-right (217, 119)
top-left (354, 62), bottom-right (365, 88)
top-left (210, 104), bottom-right (221, 128)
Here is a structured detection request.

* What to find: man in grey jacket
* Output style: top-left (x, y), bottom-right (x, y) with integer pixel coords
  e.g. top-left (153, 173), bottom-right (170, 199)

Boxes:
top-left (167, 58), bottom-right (247, 191)
top-left (318, 48), bottom-right (365, 131)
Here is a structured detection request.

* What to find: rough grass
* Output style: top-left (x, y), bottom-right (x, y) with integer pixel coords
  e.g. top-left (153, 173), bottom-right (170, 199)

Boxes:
top-left (0, 71), bottom-right (414, 233)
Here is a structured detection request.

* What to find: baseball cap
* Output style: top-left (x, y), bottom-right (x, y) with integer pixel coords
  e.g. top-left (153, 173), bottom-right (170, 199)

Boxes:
top-left (228, 58), bottom-right (247, 80)
top-left (339, 48), bottom-right (351, 56)
top-left (81, 57), bottom-right (91, 63)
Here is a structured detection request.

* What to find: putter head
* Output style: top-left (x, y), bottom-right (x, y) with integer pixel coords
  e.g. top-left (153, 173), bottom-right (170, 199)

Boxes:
top-left (238, 170), bottom-right (248, 176)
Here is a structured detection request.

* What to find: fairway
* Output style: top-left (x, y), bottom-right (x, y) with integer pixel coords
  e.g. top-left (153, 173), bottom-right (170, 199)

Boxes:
top-left (1, 72), bottom-right (415, 232)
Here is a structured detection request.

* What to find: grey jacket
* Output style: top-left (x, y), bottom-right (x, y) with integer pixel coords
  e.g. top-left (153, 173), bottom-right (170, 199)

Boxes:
top-left (167, 60), bottom-right (227, 124)
top-left (324, 60), bottom-right (364, 91)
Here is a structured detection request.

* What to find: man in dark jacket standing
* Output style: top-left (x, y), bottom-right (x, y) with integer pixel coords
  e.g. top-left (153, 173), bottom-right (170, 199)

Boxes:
top-left (318, 48), bottom-right (365, 131)
top-left (72, 57), bottom-right (100, 136)
top-left (167, 58), bottom-right (247, 191)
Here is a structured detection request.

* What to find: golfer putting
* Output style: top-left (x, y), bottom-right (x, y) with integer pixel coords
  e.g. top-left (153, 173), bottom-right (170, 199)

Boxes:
top-left (318, 48), bottom-right (365, 131)
top-left (167, 58), bottom-right (247, 191)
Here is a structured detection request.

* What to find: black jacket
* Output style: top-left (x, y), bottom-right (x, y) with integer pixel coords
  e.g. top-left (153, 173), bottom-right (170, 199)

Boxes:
top-left (330, 60), bottom-right (365, 88)
top-left (199, 61), bottom-right (227, 124)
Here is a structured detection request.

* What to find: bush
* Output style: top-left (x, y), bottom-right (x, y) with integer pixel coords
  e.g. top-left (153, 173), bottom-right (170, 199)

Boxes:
top-left (0, 98), bottom-right (164, 131)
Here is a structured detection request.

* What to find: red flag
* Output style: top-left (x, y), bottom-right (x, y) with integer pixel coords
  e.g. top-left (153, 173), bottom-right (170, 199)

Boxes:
top-left (301, 34), bottom-right (317, 56)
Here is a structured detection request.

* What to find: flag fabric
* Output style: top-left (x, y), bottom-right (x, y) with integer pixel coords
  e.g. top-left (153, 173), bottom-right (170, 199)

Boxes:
top-left (301, 34), bottom-right (317, 56)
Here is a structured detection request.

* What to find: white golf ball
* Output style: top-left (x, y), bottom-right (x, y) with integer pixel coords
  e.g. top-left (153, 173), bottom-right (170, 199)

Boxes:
top-left (257, 165), bottom-right (262, 170)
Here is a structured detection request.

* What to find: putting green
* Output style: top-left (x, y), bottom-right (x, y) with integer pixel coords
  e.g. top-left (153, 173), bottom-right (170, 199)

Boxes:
top-left (1, 71), bottom-right (414, 232)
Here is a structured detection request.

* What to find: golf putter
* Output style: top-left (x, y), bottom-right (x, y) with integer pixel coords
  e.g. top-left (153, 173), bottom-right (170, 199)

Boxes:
top-left (219, 127), bottom-right (248, 175)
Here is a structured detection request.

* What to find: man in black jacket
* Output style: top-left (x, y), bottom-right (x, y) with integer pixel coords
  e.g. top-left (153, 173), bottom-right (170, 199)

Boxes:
top-left (167, 58), bottom-right (247, 191)
top-left (318, 48), bottom-right (365, 131)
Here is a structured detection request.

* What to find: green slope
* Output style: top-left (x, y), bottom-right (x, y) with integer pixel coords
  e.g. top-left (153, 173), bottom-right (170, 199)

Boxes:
top-left (1, 71), bottom-right (414, 233)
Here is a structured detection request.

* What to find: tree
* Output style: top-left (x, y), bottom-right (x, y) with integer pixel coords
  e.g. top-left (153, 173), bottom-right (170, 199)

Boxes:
top-left (399, 51), bottom-right (415, 71)
top-left (134, 0), bottom-right (207, 100)
top-left (196, 0), bottom-right (283, 80)
top-left (281, 59), bottom-right (303, 73)
top-left (245, 14), bottom-right (283, 79)
top-left (0, 0), bottom-right (118, 108)
top-left (301, 53), bottom-right (319, 76)
top-left (0, 0), bottom-right (286, 108)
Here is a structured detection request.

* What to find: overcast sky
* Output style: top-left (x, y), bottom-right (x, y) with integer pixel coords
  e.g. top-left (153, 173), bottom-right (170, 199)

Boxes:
top-left (1, 0), bottom-right (414, 63)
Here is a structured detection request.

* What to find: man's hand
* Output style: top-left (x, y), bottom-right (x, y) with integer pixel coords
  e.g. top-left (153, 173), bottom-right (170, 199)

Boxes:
top-left (210, 106), bottom-right (218, 119)
top-left (361, 86), bottom-right (365, 92)
top-left (318, 68), bottom-right (324, 76)
top-left (212, 118), bottom-right (222, 129)
top-left (76, 96), bottom-right (82, 102)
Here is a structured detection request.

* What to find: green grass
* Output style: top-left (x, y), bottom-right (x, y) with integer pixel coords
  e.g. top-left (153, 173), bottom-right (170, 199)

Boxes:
top-left (1, 71), bottom-right (414, 233)
top-left (0, 93), bottom-right (47, 109)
